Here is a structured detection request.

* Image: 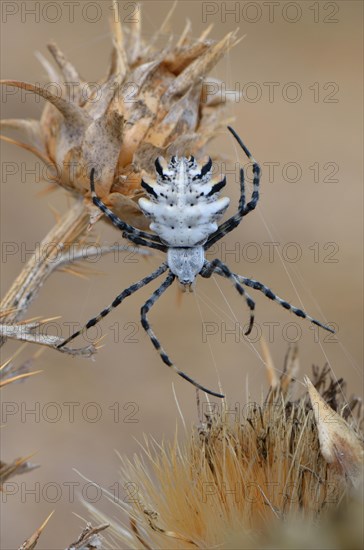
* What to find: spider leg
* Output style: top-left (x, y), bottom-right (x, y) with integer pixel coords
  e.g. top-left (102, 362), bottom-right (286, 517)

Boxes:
top-left (141, 272), bottom-right (225, 398)
top-left (122, 231), bottom-right (167, 253)
top-left (205, 126), bottom-right (260, 250)
top-left (201, 259), bottom-right (255, 335)
top-left (228, 126), bottom-right (261, 216)
top-left (57, 263), bottom-right (168, 349)
top-left (90, 168), bottom-right (162, 244)
top-left (233, 274), bottom-right (335, 334)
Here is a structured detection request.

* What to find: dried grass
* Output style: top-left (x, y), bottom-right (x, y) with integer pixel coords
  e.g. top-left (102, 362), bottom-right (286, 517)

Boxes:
top-left (85, 349), bottom-right (363, 549)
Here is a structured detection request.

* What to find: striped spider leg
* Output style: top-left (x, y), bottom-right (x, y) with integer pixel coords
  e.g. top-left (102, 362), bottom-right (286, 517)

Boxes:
top-left (203, 127), bottom-right (334, 335)
top-left (58, 127), bottom-right (334, 399)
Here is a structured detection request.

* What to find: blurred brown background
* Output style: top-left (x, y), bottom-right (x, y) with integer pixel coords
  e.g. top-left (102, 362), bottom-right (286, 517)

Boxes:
top-left (1, 1), bottom-right (363, 548)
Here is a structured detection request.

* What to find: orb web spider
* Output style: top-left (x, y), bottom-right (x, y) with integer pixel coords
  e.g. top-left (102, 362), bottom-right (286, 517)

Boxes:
top-left (58, 127), bottom-right (334, 398)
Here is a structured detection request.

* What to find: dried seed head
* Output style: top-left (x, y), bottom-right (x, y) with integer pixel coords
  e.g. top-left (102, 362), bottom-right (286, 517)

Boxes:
top-left (84, 360), bottom-right (363, 549)
top-left (1, 2), bottom-right (240, 229)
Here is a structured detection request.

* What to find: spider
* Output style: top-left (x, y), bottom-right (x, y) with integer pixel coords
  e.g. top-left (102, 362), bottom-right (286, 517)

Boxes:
top-left (58, 126), bottom-right (334, 398)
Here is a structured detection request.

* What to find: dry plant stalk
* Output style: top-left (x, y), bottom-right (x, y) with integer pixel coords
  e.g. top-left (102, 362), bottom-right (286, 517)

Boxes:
top-left (18, 511), bottom-right (55, 550)
top-left (18, 514), bottom-right (108, 550)
top-left (85, 349), bottom-right (363, 550)
top-left (64, 522), bottom-right (109, 550)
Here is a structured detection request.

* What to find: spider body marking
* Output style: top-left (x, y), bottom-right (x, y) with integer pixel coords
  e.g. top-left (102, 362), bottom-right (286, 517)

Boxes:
top-left (139, 155), bottom-right (229, 285)
top-left (58, 126), bottom-right (334, 398)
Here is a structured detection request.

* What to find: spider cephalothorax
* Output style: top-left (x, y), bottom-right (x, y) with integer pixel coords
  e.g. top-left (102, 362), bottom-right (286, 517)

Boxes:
top-left (58, 127), bottom-right (334, 398)
top-left (139, 156), bottom-right (229, 285)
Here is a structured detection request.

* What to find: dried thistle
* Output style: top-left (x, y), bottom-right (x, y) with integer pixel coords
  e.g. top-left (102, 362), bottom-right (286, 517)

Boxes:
top-left (1, 1), bottom-right (238, 230)
top-left (84, 351), bottom-right (363, 549)
top-left (1, 0), bottom-right (239, 347)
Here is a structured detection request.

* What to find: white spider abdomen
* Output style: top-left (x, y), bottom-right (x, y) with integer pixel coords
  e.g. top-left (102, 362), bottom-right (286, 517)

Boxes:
top-left (139, 156), bottom-right (230, 247)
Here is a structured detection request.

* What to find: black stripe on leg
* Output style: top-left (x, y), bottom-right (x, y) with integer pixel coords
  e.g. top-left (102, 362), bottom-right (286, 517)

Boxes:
top-left (234, 274), bottom-right (335, 334)
top-left (123, 232), bottom-right (167, 252)
top-left (90, 169), bottom-right (163, 245)
top-left (90, 168), bottom-right (96, 192)
top-left (265, 289), bottom-right (275, 300)
top-left (227, 126), bottom-right (253, 159)
top-left (160, 351), bottom-right (172, 366)
top-left (176, 370), bottom-right (224, 398)
top-left (204, 127), bottom-right (260, 250)
top-left (151, 336), bottom-right (160, 350)
top-left (293, 309), bottom-right (305, 318)
top-left (203, 258), bottom-right (255, 337)
top-left (57, 329), bottom-right (81, 347)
